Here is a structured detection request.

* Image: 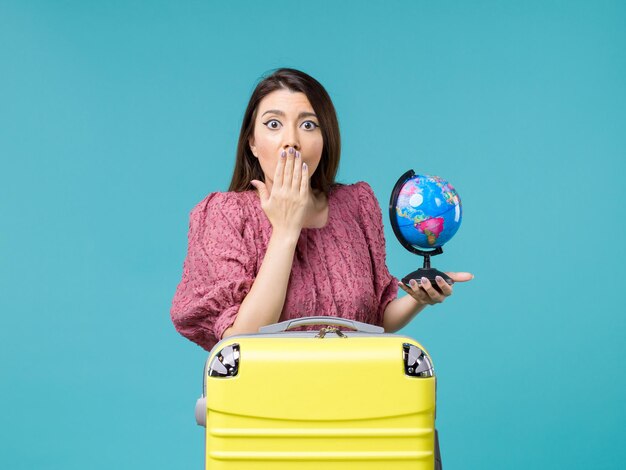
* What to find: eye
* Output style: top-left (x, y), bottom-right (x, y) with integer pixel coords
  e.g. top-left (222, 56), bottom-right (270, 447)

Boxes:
top-left (263, 119), bottom-right (282, 130)
top-left (301, 120), bottom-right (319, 131)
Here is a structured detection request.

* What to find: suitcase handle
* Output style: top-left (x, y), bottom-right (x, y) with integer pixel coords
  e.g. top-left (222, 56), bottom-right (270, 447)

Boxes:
top-left (258, 316), bottom-right (385, 334)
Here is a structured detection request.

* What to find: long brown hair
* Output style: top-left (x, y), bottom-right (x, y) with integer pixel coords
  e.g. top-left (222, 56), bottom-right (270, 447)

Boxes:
top-left (229, 68), bottom-right (341, 195)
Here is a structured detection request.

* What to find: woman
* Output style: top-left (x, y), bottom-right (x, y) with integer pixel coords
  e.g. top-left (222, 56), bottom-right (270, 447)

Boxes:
top-left (171, 68), bottom-right (472, 351)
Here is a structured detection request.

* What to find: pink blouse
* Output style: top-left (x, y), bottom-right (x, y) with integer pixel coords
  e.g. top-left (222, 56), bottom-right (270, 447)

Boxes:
top-left (170, 181), bottom-right (398, 351)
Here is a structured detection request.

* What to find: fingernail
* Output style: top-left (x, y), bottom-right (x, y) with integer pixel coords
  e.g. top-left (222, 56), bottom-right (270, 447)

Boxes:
top-left (289, 147), bottom-right (294, 154)
top-left (436, 276), bottom-right (443, 283)
top-left (295, 151), bottom-right (301, 158)
top-left (280, 149), bottom-right (286, 157)
top-left (409, 279), bottom-right (417, 287)
top-left (302, 162), bottom-right (307, 170)
top-left (421, 277), bottom-right (429, 284)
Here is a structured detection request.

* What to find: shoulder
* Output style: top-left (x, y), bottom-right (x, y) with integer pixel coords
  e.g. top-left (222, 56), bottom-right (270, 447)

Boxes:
top-left (189, 191), bottom-right (251, 231)
top-left (332, 181), bottom-right (380, 208)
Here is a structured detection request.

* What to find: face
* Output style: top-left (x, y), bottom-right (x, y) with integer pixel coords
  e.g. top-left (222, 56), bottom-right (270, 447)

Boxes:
top-left (248, 89), bottom-right (324, 190)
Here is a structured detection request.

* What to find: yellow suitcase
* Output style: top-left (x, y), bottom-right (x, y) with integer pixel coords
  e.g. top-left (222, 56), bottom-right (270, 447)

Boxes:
top-left (194, 317), bottom-right (442, 469)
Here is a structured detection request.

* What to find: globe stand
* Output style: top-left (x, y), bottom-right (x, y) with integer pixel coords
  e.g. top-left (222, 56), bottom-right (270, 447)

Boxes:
top-left (389, 169), bottom-right (455, 294)
top-left (400, 246), bottom-right (453, 294)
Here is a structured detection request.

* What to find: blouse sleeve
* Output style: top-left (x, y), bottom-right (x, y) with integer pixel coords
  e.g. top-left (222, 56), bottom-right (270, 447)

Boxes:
top-left (355, 181), bottom-right (398, 327)
top-left (170, 192), bottom-right (255, 351)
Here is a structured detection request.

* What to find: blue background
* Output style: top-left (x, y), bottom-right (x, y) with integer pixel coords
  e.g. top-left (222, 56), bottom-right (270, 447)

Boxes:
top-left (1, 1), bottom-right (624, 468)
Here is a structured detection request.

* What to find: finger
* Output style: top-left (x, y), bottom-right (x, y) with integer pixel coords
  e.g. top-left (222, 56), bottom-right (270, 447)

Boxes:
top-left (408, 278), bottom-right (422, 293)
top-left (398, 281), bottom-right (427, 303)
top-left (409, 279), bottom-right (430, 301)
top-left (445, 272), bottom-right (474, 282)
top-left (407, 279), bottom-right (430, 302)
top-left (398, 282), bottom-right (414, 296)
top-left (292, 150), bottom-right (302, 190)
top-left (420, 277), bottom-right (445, 303)
top-left (435, 275), bottom-right (453, 296)
top-left (282, 147), bottom-right (295, 188)
top-left (273, 148), bottom-right (286, 188)
top-left (250, 180), bottom-right (269, 202)
top-left (300, 161), bottom-right (309, 196)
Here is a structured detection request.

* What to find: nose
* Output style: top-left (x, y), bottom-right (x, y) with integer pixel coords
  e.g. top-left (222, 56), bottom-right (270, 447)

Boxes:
top-left (282, 125), bottom-right (300, 151)
top-left (282, 142), bottom-right (300, 151)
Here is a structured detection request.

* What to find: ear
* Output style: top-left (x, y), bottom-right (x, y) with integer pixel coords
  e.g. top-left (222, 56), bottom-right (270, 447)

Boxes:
top-left (248, 137), bottom-right (258, 158)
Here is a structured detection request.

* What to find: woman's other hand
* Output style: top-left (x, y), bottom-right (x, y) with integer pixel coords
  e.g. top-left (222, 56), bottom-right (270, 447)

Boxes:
top-left (250, 146), bottom-right (311, 237)
top-left (398, 271), bottom-right (474, 306)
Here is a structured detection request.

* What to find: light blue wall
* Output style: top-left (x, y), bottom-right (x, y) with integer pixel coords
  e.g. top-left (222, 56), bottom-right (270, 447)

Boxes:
top-left (1, 1), bottom-right (624, 468)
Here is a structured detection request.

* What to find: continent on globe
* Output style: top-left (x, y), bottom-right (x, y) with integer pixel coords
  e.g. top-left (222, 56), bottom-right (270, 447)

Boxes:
top-left (416, 217), bottom-right (444, 246)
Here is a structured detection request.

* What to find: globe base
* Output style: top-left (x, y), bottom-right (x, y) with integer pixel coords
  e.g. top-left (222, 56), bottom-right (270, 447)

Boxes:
top-left (402, 268), bottom-right (454, 294)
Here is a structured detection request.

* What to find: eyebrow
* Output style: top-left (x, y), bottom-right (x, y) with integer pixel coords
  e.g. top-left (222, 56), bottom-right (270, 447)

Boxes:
top-left (261, 109), bottom-right (318, 119)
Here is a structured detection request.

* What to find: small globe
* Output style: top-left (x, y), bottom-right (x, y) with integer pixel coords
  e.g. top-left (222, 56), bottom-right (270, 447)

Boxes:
top-left (390, 172), bottom-right (462, 249)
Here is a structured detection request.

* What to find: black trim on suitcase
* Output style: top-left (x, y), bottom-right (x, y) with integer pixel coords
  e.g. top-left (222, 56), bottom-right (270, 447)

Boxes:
top-left (435, 429), bottom-right (443, 470)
